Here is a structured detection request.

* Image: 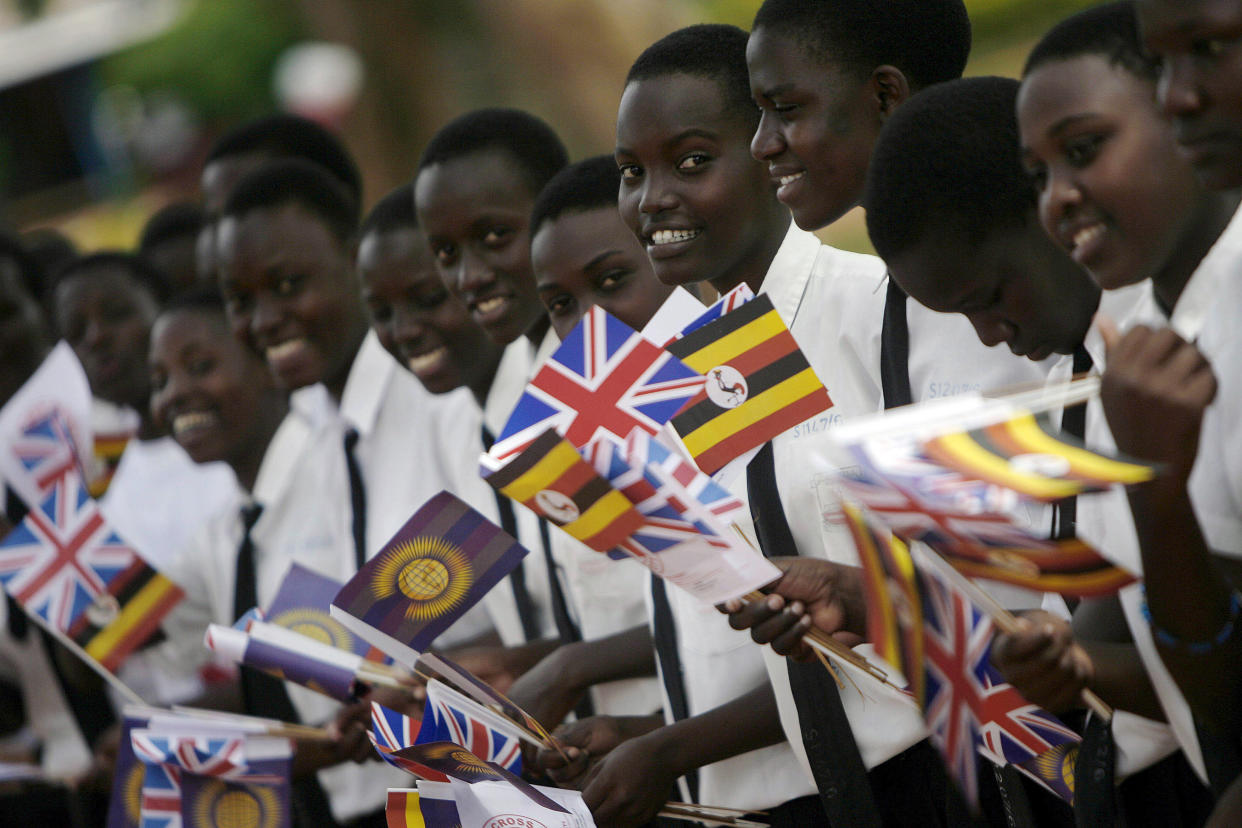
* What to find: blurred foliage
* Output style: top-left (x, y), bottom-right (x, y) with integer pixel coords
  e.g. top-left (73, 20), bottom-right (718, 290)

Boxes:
top-left (101, 0), bottom-right (302, 124)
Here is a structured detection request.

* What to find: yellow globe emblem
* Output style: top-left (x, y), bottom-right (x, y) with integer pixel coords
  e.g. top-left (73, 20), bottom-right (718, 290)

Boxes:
top-left (193, 780), bottom-right (282, 828)
top-left (270, 608), bottom-right (352, 649)
top-left (122, 762), bottom-right (145, 823)
top-left (372, 536), bottom-right (474, 621)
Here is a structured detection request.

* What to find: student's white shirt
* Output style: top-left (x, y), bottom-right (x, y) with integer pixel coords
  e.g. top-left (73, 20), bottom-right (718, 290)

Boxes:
top-left (296, 330), bottom-right (495, 650)
top-left (1188, 204), bottom-right (1242, 554)
top-left (163, 408), bottom-right (407, 822)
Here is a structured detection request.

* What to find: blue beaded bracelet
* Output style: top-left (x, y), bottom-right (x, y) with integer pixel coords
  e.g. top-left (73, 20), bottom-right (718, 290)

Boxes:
top-left (1139, 586), bottom-right (1242, 655)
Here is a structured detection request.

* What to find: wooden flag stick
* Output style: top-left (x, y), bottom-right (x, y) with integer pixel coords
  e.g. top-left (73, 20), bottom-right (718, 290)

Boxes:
top-left (914, 547), bottom-right (1113, 722)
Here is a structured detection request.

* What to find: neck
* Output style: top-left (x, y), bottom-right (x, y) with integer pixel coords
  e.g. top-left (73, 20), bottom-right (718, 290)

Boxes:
top-left (324, 313), bottom-right (369, 403)
top-left (470, 353), bottom-right (504, 409)
top-left (232, 394), bottom-right (289, 492)
top-left (708, 210), bottom-right (792, 295)
top-left (1152, 190), bottom-right (1242, 312)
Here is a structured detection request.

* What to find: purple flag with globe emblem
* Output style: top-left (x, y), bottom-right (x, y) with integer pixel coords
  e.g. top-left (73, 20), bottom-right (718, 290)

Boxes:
top-left (330, 492), bottom-right (529, 668)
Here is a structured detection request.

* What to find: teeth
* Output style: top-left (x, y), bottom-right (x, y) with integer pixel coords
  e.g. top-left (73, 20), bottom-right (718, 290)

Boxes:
top-left (476, 297), bottom-right (506, 315)
top-left (172, 411), bottom-right (217, 436)
top-left (265, 339), bottom-right (306, 362)
top-left (779, 172), bottom-right (805, 186)
top-left (1072, 224), bottom-right (1104, 250)
top-left (408, 347), bottom-right (448, 373)
top-left (650, 229), bottom-right (701, 245)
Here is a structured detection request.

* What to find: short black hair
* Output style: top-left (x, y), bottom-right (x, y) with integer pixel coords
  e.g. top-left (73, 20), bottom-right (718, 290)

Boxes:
top-left (1023, 1), bottom-right (1157, 83)
top-left (416, 108), bottom-right (568, 197)
top-left (53, 251), bottom-right (172, 306)
top-left (360, 182), bottom-right (417, 240)
top-left (160, 284), bottom-right (227, 317)
top-left (204, 114), bottom-right (361, 204)
top-left (625, 24), bottom-right (756, 125)
top-left (0, 229), bottom-right (49, 305)
top-left (752, 0), bottom-right (971, 90)
top-left (864, 77), bottom-right (1034, 258)
top-left (138, 201), bottom-right (204, 255)
top-left (529, 155), bottom-right (621, 238)
top-left (221, 159), bottom-right (360, 245)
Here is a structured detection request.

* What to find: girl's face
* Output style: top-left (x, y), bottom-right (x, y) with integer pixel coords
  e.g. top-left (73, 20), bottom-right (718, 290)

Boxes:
top-left (358, 226), bottom-right (503, 400)
top-left (1019, 55), bottom-right (1207, 290)
top-left (415, 149), bottom-right (545, 347)
top-left (217, 202), bottom-right (365, 397)
top-left (615, 73), bottom-right (785, 294)
top-left (531, 205), bottom-right (673, 341)
top-left (54, 267), bottom-right (158, 410)
top-left (149, 309), bottom-right (279, 468)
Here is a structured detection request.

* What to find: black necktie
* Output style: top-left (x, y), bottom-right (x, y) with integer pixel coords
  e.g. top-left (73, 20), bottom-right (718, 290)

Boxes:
top-left (747, 441), bottom-right (881, 827)
top-left (343, 428), bottom-right (367, 570)
top-left (230, 502), bottom-right (338, 826)
top-left (1053, 346), bottom-right (1094, 540)
top-left (649, 574), bottom-right (699, 802)
top-left (481, 426), bottom-right (540, 642)
top-left (880, 278), bottom-right (914, 410)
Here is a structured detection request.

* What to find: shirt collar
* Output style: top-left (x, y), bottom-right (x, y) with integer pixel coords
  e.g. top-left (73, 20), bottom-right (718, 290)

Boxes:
top-left (338, 330), bottom-right (394, 438)
top-left (757, 221), bottom-right (820, 326)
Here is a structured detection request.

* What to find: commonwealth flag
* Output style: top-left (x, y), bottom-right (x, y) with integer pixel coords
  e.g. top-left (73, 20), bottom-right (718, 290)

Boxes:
top-left (482, 428), bottom-right (645, 554)
top-left (666, 294), bottom-right (832, 474)
top-left (266, 563), bottom-right (387, 662)
top-left (332, 492), bottom-right (528, 668)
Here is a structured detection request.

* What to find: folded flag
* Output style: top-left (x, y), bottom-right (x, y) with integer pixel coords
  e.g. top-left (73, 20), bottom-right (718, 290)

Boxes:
top-left (265, 562), bottom-right (387, 662)
top-left (920, 411), bottom-right (1153, 501)
top-left (0, 469), bottom-right (183, 671)
top-left (390, 742), bottom-right (568, 814)
top-left (838, 456), bottom-right (1136, 597)
top-left (415, 680), bottom-right (524, 774)
top-left (417, 652), bottom-right (551, 747)
top-left (331, 491), bottom-right (528, 668)
top-left (666, 293), bottom-right (833, 474)
top-left (371, 703), bottom-right (431, 778)
top-left (849, 506), bottom-right (1079, 806)
top-left (489, 306), bottom-right (703, 462)
top-left (205, 622), bottom-right (367, 701)
top-left (130, 727), bottom-right (292, 828)
top-left (481, 428), bottom-right (645, 554)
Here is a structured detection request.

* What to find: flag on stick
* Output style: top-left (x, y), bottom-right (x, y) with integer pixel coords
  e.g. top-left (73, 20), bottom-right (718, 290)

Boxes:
top-left (204, 622), bottom-right (375, 701)
top-left (331, 491), bottom-right (528, 668)
top-left (266, 562), bottom-right (386, 661)
top-left (489, 306), bottom-right (703, 461)
top-left (666, 294), bottom-right (832, 474)
top-left (415, 680), bottom-right (524, 774)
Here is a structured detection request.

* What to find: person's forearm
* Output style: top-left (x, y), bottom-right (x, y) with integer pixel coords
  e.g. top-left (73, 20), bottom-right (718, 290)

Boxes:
top-left (643, 682), bottom-right (784, 777)
top-left (561, 624), bottom-right (656, 690)
top-left (1128, 480), bottom-right (1242, 729)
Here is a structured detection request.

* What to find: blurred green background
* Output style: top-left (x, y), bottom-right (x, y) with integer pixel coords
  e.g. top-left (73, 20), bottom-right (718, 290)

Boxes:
top-left (1, 0), bottom-right (1096, 252)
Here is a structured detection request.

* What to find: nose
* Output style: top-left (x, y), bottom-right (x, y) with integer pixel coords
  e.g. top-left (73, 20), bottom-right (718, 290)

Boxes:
top-left (1040, 166), bottom-right (1083, 238)
top-left (152, 367), bottom-right (190, 428)
top-left (249, 293), bottom-right (283, 344)
top-left (968, 313), bottom-right (1015, 350)
top-left (454, 247), bottom-right (493, 297)
top-left (751, 110), bottom-right (785, 161)
top-left (1158, 56), bottom-right (1205, 119)
top-left (390, 303), bottom-right (427, 353)
top-left (637, 171), bottom-right (677, 216)
top-left (82, 315), bottom-right (110, 351)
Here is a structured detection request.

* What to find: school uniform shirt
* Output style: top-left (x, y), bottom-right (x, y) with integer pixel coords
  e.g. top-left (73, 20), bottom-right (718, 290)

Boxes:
top-left (1188, 203), bottom-right (1242, 555)
top-left (0, 598), bottom-right (93, 780)
top-left (445, 336), bottom-right (558, 647)
top-left (764, 225), bottom-right (1056, 777)
top-left (98, 436), bottom-right (237, 705)
top-left (297, 330), bottom-right (495, 650)
top-left (162, 407), bottom-right (408, 823)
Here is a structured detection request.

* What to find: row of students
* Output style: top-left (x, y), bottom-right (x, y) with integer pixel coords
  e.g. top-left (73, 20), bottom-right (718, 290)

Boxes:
top-left (3, 0), bottom-right (1241, 825)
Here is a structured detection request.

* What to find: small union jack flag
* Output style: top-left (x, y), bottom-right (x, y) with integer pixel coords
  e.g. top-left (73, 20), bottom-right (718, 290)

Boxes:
top-left (914, 548), bottom-right (1079, 805)
top-left (0, 470), bottom-right (138, 632)
top-left (417, 681), bottom-right (523, 774)
top-left (667, 282), bottom-right (755, 344)
top-left (135, 758), bottom-right (182, 828)
top-left (11, 409), bottom-right (81, 493)
top-left (370, 702), bottom-right (430, 777)
top-left (489, 306), bottom-right (704, 462)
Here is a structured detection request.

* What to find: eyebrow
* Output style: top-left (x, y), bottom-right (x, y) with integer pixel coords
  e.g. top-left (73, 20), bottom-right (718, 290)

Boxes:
top-left (584, 249), bottom-right (624, 272)
top-left (1046, 112), bottom-right (1102, 139)
top-left (758, 83), bottom-right (796, 99)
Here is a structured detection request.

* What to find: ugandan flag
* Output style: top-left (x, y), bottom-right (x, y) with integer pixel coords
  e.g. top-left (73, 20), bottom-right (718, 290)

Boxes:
top-left (934, 536), bottom-right (1137, 598)
top-left (844, 502), bottom-right (924, 702)
top-left (331, 492), bottom-right (528, 668)
top-left (385, 790), bottom-right (426, 828)
top-left (666, 294), bottom-right (832, 474)
top-left (921, 411), bottom-right (1153, 501)
top-left (72, 561), bottom-right (184, 673)
top-left (483, 428), bottom-right (645, 554)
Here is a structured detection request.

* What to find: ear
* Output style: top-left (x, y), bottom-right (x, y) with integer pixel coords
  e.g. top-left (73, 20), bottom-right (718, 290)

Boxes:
top-left (871, 65), bottom-right (911, 119)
